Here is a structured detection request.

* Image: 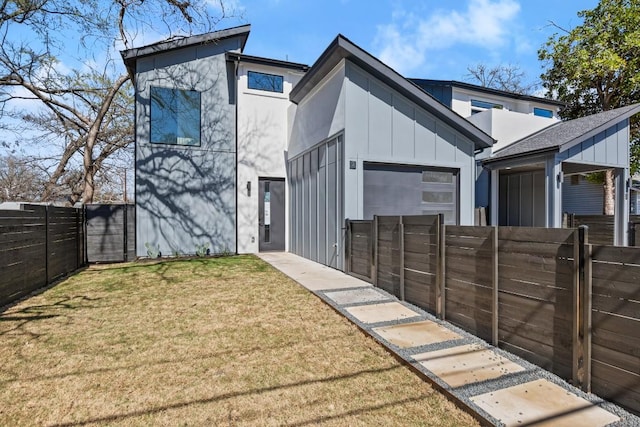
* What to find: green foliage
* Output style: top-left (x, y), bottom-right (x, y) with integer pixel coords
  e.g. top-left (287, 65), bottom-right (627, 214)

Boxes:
top-left (538, 0), bottom-right (640, 173)
top-left (144, 242), bottom-right (160, 258)
top-left (195, 243), bottom-right (210, 257)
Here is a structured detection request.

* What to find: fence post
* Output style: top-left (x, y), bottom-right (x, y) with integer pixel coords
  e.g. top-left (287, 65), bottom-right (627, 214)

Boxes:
top-left (345, 218), bottom-right (351, 275)
top-left (373, 215), bottom-right (378, 287)
top-left (75, 208), bottom-right (80, 270)
top-left (491, 225), bottom-right (499, 346)
top-left (45, 205), bottom-right (50, 284)
top-left (572, 227), bottom-right (580, 387)
top-left (399, 216), bottom-right (405, 301)
top-left (572, 226), bottom-right (591, 389)
top-left (580, 226), bottom-right (592, 393)
top-left (436, 214), bottom-right (446, 320)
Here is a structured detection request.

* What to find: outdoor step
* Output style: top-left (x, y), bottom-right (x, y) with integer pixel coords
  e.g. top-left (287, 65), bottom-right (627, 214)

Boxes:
top-left (324, 288), bottom-right (390, 305)
top-left (412, 343), bottom-right (525, 388)
top-left (344, 301), bottom-right (421, 324)
top-left (373, 320), bottom-right (461, 348)
top-left (470, 378), bottom-right (620, 427)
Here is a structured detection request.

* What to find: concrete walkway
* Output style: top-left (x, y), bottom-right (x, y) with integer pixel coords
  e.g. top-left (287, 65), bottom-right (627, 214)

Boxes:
top-left (258, 252), bottom-right (639, 427)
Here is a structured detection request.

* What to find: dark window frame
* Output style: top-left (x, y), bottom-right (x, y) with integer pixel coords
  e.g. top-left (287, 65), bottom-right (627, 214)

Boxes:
top-left (533, 107), bottom-right (554, 118)
top-left (149, 86), bottom-right (201, 146)
top-left (247, 70), bottom-right (284, 93)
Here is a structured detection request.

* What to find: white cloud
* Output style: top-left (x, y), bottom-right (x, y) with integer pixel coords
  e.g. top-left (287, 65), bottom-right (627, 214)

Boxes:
top-left (374, 0), bottom-right (521, 75)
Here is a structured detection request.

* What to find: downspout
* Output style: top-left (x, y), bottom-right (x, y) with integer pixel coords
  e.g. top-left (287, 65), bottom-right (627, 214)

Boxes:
top-left (233, 57), bottom-right (239, 255)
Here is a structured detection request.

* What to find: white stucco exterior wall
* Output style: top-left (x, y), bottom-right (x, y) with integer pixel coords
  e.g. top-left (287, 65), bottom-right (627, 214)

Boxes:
top-left (469, 109), bottom-right (558, 151)
top-left (451, 87), bottom-right (561, 119)
top-left (236, 62), bottom-right (305, 253)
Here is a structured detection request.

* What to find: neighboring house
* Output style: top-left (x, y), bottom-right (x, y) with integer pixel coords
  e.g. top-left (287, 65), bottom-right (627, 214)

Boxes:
top-left (121, 25), bottom-right (493, 265)
top-left (483, 104), bottom-right (640, 245)
top-left (410, 79), bottom-right (563, 150)
top-left (410, 80), bottom-right (564, 214)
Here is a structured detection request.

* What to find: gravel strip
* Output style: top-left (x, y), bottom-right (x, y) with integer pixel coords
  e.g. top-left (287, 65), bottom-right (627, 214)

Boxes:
top-left (313, 284), bottom-right (640, 427)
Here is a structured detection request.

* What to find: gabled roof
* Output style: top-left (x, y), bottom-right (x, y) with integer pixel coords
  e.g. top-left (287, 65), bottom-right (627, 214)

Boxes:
top-left (289, 35), bottom-right (495, 149)
top-left (485, 104), bottom-right (640, 163)
top-left (410, 79), bottom-right (566, 107)
top-left (120, 24), bottom-right (251, 77)
top-left (225, 52), bottom-right (309, 72)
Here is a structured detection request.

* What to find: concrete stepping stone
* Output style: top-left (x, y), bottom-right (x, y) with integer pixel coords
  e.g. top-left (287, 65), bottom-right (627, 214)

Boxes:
top-left (373, 320), bottom-right (461, 348)
top-left (324, 288), bottom-right (390, 305)
top-left (470, 378), bottom-right (619, 427)
top-left (344, 302), bottom-right (420, 324)
top-left (413, 343), bottom-right (525, 388)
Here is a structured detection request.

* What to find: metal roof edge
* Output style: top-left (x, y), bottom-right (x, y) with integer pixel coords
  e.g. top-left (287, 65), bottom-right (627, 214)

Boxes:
top-left (225, 52), bottom-right (309, 71)
top-left (290, 35), bottom-right (495, 150)
top-left (409, 79), bottom-right (566, 107)
top-left (120, 24), bottom-right (251, 77)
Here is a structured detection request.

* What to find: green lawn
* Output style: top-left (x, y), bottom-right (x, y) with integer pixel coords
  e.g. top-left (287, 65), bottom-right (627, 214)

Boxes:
top-left (0, 256), bottom-right (478, 426)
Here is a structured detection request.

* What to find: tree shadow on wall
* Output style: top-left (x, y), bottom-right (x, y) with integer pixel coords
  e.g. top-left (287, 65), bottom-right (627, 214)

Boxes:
top-left (135, 59), bottom-right (237, 256)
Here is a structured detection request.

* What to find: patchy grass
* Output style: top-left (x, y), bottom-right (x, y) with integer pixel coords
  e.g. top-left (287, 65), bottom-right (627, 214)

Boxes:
top-left (0, 256), bottom-right (478, 426)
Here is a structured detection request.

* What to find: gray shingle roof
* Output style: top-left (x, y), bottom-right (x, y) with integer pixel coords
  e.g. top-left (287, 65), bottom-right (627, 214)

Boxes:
top-left (487, 103), bottom-right (640, 162)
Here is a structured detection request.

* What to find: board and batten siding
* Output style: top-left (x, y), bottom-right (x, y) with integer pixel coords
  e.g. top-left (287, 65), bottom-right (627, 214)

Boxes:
top-left (562, 177), bottom-right (604, 215)
top-left (558, 121), bottom-right (630, 168)
top-left (343, 62), bottom-right (476, 225)
top-left (134, 38), bottom-right (240, 257)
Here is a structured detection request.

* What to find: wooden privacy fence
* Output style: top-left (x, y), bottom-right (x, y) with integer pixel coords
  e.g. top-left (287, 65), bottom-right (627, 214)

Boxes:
top-left (0, 204), bottom-right (85, 307)
top-left (564, 214), bottom-right (640, 245)
top-left (345, 215), bottom-right (639, 415)
top-left (86, 204), bottom-right (135, 263)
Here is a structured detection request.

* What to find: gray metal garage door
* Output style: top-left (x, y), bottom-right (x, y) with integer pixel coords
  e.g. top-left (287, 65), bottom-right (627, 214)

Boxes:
top-left (363, 163), bottom-right (459, 224)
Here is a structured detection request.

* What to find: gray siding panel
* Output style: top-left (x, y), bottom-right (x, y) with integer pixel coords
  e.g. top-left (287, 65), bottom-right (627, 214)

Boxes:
top-left (500, 170), bottom-right (546, 226)
top-left (134, 37), bottom-right (239, 256)
top-left (310, 150), bottom-right (318, 261)
top-left (560, 121), bottom-right (629, 169)
top-left (562, 177), bottom-right (604, 215)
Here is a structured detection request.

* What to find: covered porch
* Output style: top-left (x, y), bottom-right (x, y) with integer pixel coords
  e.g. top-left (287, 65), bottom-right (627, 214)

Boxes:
top-left (484, 104), bottom-right (640, 246)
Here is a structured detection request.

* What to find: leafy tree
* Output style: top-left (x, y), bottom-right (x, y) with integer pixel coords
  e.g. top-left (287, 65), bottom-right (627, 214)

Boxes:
top-left (0, 0), bottom-right (237, 204)
top-left (465, 63), bottom-right (538, 95)
top-left (539, 0), bottom-right (640, 214)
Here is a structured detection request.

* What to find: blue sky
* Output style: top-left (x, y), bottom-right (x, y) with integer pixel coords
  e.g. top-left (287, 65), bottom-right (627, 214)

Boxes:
top-left (220, 0), bottom-right (599, 88)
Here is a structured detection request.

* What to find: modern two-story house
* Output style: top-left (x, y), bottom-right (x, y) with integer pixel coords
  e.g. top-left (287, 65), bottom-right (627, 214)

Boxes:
top-left (121, 24), bottom-right (638, 263)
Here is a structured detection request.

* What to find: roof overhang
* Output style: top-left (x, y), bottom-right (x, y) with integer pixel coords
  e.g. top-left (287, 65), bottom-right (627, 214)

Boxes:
top-left (483, 148), bottom-right (557, 170)
top-left (120, 24), bottom-right (251, 78)
top-left (410, 79), bottom-right (566, 107)
top-left (225, 52), bottom-right (309, 72)
top-left (290, 35), bottom-right (495, 150)
top-left (487, 103), bottom-right (640, 165)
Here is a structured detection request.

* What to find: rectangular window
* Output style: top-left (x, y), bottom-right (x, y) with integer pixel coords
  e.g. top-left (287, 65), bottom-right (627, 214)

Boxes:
top-left (534, 107), bottom-right (554, 118)
top-left (471, 99), bottom-right (503, 110)
top-left (150, 87), bottom-right (201, 146)
top-left (248, 71), bottom-right (284, 93)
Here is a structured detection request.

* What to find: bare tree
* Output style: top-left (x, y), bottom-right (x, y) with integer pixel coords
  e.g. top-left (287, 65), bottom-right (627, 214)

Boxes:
top-left (0, 0), bottom-right (238, 204)
top-left (465, 63), bottom-right (538, 95)
top-left (0, 155), bottom-right (44, 202)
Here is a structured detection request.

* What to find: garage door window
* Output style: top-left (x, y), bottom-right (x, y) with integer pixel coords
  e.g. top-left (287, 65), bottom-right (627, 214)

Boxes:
top-left (363, 163), bottom-right (459, 224)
